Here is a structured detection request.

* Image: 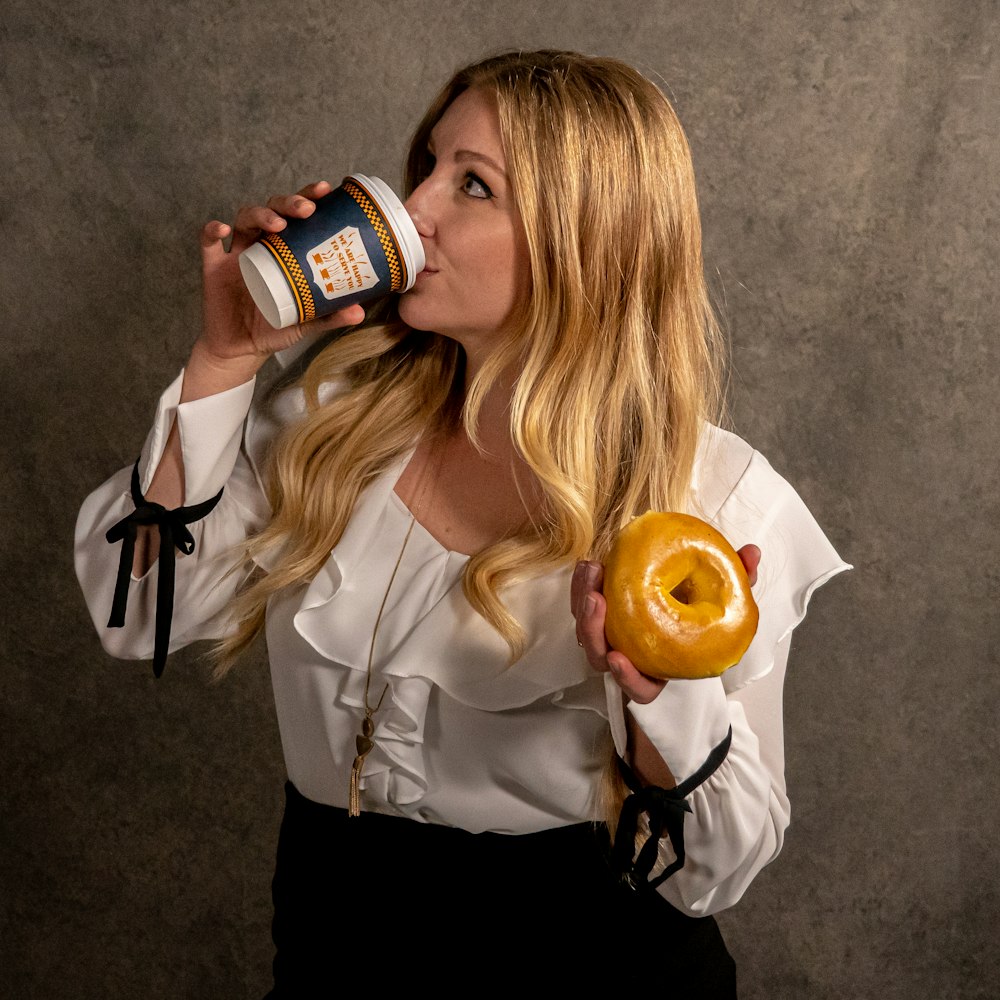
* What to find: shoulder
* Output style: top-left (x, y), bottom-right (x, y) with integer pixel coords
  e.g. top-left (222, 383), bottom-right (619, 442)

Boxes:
top-left (691, 422), bottom-right (818, 534)
top-left (690, 423), bottom-right (755, 520)
top-left (691, 422), bottom-right (852, 691)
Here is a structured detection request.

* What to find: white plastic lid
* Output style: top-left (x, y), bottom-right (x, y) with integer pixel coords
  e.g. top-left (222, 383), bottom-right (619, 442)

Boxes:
top-left (239, 241), bottom-right (299, 329)
top-left (347, 174), bottom-right (425, 290)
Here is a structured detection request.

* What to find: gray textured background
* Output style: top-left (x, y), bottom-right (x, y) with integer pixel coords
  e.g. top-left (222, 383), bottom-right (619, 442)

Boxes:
top-left (3, 1), bottom-right (997, 998)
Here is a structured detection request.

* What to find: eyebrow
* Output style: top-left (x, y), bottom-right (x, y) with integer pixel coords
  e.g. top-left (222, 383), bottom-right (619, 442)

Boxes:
top-left (426, 136), bottom-right (506, 178)
top-left (455, 149), bottom-right (507, 177)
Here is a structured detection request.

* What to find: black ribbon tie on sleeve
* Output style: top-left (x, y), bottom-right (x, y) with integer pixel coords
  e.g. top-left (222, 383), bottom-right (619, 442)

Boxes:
top-left (611, 725), bottom-right (733, 892)
top-left (105, 460), bottom-right (224, 678)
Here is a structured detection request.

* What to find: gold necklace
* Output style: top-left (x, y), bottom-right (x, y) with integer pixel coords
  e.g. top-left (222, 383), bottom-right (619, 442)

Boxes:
top-left (347, 435), bottom-right (448, 818)
top-left (348, 514), bottom-right (416, 817)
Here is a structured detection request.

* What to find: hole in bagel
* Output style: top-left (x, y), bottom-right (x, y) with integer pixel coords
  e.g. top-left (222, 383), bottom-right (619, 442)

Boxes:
top-left (664, 563), bottom-right (729, 622)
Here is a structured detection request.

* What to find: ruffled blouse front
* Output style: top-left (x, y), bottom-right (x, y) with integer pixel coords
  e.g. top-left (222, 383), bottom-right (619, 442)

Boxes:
top-left (263, 454), bottom-right (610, 833)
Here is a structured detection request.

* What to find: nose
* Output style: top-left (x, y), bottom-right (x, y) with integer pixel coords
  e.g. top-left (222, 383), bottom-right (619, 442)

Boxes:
top-left (404, 179), bottom-right (435, 239)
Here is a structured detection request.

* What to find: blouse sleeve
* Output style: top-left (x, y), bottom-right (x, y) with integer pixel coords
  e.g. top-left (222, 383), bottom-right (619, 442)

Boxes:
top-left (74, 371), bottom-right (271, 663)
top-left (605, 426), bottom-right (851, 916)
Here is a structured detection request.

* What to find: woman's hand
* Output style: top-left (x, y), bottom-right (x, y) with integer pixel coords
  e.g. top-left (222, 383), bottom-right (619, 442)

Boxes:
top-left (137, 181), bottom-right (370, 559)
top-left (571, 544), bottom-right (761, 703)
top-left (190, 181), bottom-right (366, 386)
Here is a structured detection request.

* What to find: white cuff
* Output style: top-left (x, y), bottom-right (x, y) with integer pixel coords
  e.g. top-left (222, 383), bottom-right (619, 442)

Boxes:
top-left (624, 677), bottom-right (732, 783)
top-left (138, 371), bottom-right (256, 504)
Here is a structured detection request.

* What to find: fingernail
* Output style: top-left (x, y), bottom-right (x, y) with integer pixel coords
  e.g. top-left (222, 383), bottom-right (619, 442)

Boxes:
top-left (584, 595), bottom-right (596, 617)
top-left (584, 562), bottom-right (600, 587)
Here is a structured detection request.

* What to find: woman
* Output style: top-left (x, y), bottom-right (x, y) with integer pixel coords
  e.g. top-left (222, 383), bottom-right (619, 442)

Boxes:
top-left (76, 51), bottom-right (848, 995)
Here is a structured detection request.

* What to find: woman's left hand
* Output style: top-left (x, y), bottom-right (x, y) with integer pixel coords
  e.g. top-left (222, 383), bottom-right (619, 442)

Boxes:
top-left (571, 545), bottom-right (761, 703)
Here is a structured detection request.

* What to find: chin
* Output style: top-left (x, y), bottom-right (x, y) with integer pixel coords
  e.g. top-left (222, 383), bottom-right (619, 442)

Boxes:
top-left (398, 297), bottom-right (446, 337)
top-left (397, 293), bottom-right (424, 327)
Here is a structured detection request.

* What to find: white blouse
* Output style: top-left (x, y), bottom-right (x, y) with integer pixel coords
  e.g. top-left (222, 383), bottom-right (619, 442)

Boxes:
top-left (75, 361), bottom-right (850, 918)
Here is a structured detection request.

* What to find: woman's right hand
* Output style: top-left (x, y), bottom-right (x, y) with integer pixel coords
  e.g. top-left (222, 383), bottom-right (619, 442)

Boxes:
top-left (141, 181), bottom-right (368, 532)
top-left (189, 180), bottom-right (366, 387)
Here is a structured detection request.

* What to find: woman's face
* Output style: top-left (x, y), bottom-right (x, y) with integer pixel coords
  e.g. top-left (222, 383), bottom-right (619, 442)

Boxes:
top-left (398, 88), bottom-right (531, 365)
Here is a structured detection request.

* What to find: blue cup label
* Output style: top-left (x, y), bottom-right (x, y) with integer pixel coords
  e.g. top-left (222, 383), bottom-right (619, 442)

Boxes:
top-left (259, 178), bottom-right (409, 323)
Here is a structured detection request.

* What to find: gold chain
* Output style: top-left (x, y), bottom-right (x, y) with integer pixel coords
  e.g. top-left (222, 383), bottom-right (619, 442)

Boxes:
top-left (347, 435), bottom-right (448, 817)
top-left (348, 515), bottom-right (416, 817)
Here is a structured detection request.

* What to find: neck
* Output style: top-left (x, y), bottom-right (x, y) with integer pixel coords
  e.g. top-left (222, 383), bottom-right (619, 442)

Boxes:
top-left (458, 355), bottom-right (518, 458)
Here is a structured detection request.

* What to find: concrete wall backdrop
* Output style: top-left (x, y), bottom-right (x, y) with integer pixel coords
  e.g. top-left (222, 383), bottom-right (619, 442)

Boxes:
top-left (3, 1), bottom-right (997, 997)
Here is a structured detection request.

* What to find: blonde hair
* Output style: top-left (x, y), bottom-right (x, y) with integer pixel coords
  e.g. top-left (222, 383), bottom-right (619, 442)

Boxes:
top-left (217, 51), bottom-right (724, 710)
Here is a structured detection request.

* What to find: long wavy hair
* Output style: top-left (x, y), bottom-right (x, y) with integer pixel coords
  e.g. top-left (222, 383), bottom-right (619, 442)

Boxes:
top-left (216, 51), bottom-right (724, 815)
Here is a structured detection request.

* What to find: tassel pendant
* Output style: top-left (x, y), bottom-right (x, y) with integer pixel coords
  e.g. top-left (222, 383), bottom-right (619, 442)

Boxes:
top-left (348, 716), bottom-right (376, 817)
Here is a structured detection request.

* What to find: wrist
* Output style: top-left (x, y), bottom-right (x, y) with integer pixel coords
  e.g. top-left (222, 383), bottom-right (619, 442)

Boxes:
top-left (627, 679), bottom-right (730, 782)
top-left (182, 339), bottom-right (265, 402)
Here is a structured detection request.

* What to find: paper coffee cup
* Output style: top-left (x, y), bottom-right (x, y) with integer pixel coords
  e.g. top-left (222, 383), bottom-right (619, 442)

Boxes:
top-left (239, 174), bottom-right (425, 329)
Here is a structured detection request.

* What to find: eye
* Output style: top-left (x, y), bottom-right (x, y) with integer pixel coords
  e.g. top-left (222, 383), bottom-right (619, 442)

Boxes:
top-left (462, 171), bottom-right (493, 200)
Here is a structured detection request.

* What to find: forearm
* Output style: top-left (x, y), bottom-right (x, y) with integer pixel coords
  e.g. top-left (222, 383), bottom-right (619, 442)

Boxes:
top-left (76, 371), bottom-right (269, 664)
top-left (133, 343), bottom-right (263, 575)
top-left (622, 639), bottom-right (791, 916)
top-left (625, 711), bottom-right (677, 789)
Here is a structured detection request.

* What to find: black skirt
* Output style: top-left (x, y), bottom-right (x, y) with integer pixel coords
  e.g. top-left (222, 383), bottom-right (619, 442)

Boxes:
top-left (265, 781), bottom-right (737, 997)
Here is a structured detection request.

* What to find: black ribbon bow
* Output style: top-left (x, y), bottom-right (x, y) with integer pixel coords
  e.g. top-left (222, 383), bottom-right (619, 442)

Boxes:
top-left (610, 725), bottom-right (732, 891)
top-left (105, 460), bottom-right (224, 677)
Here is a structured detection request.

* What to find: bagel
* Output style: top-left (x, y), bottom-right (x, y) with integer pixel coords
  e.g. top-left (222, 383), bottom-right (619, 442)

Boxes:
top-left (603, 511), bottom-right (758, 680)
